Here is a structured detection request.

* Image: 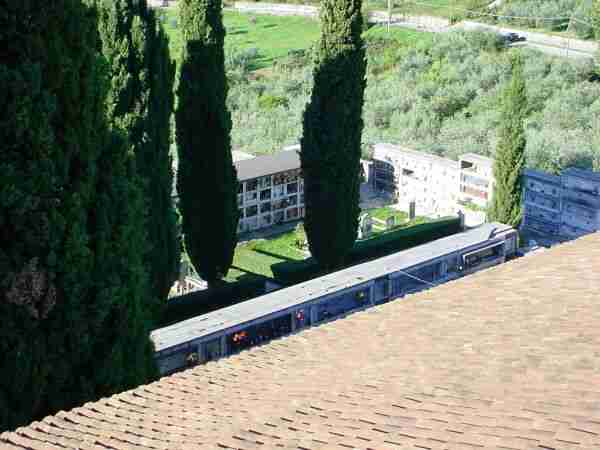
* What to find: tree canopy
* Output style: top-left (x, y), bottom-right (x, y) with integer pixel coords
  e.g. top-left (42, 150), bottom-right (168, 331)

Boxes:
top-left (487, 52), bottom-right (527, 228)
top-left (176, 0), bottom-right (238, 285)
top-left (300, 0), bottom-right (367, 269)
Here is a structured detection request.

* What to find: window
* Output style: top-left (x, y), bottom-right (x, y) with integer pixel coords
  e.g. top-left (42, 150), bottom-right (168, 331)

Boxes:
top-left (299, 207), bottom-right (305, 217)
top-left (246, 205), bottom-right (258, 217)
top-left (245, 191), bottom-right (257, 202)
top-left (288, 195), bottom-right (298, 205)
top-left (260, 214), bottom-right (272, 227)
top-left (273, 173), bottom-right (285, 185)
top-left (259, 176), bottom-right (271, 189)
top-left (273, 210), bottom-right (284, 223)
top-left (286, 208), bottom-right (299, 220)
top-left (287, 182), bottom-right (298, 194)
top-left (273, 184), bottom-right (285, 198)
top-left (238, 183), bottom-right (244, 194)
top-left (260, 188), bottom-right (271, 201)
top-left (260, 202), bottom-right (271, 213)
top-left (246, 179), bottom-right (258, 191)
top-left (273, 199), bottom-right (287, 210)
top-left (300, 193), bottom-right (305, 204)
top-left (238, 208), bottom-right (244, 219)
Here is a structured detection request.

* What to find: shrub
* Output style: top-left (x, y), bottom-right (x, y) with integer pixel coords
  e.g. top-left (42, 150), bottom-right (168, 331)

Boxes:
top-left (258, 94), bottom-right (290, 109)
top-left (272, 218), bottom-right (461, 284)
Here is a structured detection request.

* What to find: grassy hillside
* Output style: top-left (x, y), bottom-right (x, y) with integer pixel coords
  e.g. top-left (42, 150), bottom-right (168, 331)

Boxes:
top-left (160, 9), bottom-right (320, 68)
top-left (161, 8), bottom-right (600, 171)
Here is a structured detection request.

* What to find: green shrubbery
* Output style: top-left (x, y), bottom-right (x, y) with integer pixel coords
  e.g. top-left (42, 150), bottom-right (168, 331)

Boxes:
top-left (491, 0), bottom-right (596, 38)
top-left (273, 217), bottom-right (461, 284)
top-left (227, 30), bottom-right (600, 173)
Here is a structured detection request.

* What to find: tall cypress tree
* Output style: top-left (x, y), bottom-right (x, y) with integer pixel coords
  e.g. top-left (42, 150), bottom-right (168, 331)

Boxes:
top-left (300, 0), bottom-right (367, 270)
top-left (96, 0), bottom-right (179, 303)
top-left (487, 53), bottom-right (527, 228)
top-left (176, 0), bottom-right (238, 286)
top-left (0, 0), bottom-right (156, 431)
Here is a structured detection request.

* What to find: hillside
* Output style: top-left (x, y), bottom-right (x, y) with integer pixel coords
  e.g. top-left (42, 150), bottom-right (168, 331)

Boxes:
top-left (162, 10), bottom-right (600, 173)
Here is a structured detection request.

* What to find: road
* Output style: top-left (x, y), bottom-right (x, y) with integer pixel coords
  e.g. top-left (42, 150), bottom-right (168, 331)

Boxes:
top-left (232, 2), bottom-right (599, 60)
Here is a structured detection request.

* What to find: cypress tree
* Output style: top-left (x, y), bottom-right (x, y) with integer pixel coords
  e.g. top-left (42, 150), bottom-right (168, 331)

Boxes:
top-left (0, 0), bottom-right (156, 431)
top-left (96, 0), bottom-right (179, 303)
top-left (487, 53), bottom-right (527, 228)
top-left (300, 0), bottom-right (367, 270)
top-left (176, 0), bottom-right (238, 286)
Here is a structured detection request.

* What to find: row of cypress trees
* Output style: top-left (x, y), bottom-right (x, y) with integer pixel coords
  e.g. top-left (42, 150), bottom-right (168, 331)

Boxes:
top-left (176, 0), bottom-right (367, 279)
top-left (0, 0), bottom-right (179, 431)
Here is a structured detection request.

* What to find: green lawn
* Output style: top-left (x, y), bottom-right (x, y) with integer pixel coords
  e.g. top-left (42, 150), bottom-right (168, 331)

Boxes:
top-left (160, 8), bottom-right (320, 68)
top-left (160, 7), bottom-right (435, 69)
top-left (226, 209), bottom-right (435, 282)
top-left (363, 25), bottom-right (435, 45)
top-left (227, 230), bottom-right (308, 282)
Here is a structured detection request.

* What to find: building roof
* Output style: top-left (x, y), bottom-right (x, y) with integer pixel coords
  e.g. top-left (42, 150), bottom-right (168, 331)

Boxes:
top-left (232, 150), bottom-right (256, 163)
top-left (523, 168), bottom-right (561, 185)
top-left (459, 152), bottom-right (494, 167)
top-left (4, 232), bottom-right (600, 449)
top-left (235, 147), bottom-right (301, 182)
top-left (373, 143), bottom-right (458, 170)
top-left (151, 222), bottom-right (513, 353)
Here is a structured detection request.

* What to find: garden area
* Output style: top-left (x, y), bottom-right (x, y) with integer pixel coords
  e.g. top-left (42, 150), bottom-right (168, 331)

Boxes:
top-left (226, 206), bottom-right (437, 283)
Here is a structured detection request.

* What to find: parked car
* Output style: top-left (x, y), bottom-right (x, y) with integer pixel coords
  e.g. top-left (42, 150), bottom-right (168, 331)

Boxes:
top-left (502, 32), bottom-right (526, 44)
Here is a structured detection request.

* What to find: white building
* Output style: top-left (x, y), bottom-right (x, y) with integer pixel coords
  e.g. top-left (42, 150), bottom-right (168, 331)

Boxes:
top-left (371, 143), bottom-right (495, 217)
top-left (235, 146), bottom-right (305, 233)
top-left (458, 153), bottom-right (495, 208)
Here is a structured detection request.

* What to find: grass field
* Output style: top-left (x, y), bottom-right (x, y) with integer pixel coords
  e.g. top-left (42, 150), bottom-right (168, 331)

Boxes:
top-left (227, 229), bottom-right (308, 282)
top-left (225, 206), bottom-right (432, 282)
top-left (160, 8), bottom-right (434, 69)
top-left (161, 9), bottom-right (320, 68)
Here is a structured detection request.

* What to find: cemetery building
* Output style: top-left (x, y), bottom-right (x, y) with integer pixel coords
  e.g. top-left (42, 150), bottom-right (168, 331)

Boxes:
top-left (522, 167), bottom-right (600, 241)
top-left (371, 143), bottom-right (495, 217)
top-left (235, 145), bottom-right (305, 233)
top-left (458, 153), bottom-right (495, 208)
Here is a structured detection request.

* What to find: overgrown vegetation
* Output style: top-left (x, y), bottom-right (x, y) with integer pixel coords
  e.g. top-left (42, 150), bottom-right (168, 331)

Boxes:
top-left (224, 28), bottom-right (600, 173)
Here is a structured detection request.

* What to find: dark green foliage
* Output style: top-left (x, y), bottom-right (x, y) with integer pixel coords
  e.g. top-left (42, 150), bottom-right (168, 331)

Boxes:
top-left (0, 0), bottom-right (156, 431)
top-left (300, 0), bottom-right (367, 270)
top-left (488, 53), bottom-right (527, 228)
top-left (176, 0), bottom-right (238, 285)
top-left (273, 218), bottom-right (461, 285)
top-left (96, 0), bottom-right (179, 303)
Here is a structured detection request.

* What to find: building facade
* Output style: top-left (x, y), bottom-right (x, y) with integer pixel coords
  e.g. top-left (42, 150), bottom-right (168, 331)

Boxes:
top-left (371, 144), bottom-right (494, 217)
top-left (235, 146), bottom-right (305, 233)
top-left (458, 153), bottom-right (495, 208)
top-left (522, 167), bottom-right (600, 240)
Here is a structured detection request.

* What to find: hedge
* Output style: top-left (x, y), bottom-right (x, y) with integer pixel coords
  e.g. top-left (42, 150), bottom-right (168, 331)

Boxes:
top-left (273, 217), bottom-right (461, 284)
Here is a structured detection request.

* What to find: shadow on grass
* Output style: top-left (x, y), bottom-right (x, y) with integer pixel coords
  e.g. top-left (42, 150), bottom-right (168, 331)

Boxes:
top-left (228, 29), bottom-right (249, 35)
top-left (252, 248), bottom-right (298, 263)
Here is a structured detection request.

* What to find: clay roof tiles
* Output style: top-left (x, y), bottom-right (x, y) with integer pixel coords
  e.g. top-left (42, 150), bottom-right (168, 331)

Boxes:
top-left (2, 231), bottom-right (600, 449)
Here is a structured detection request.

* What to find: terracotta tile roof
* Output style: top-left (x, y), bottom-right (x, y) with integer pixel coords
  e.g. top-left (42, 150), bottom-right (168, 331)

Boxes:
top-left (3, 232), bottom-right (600, 449)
